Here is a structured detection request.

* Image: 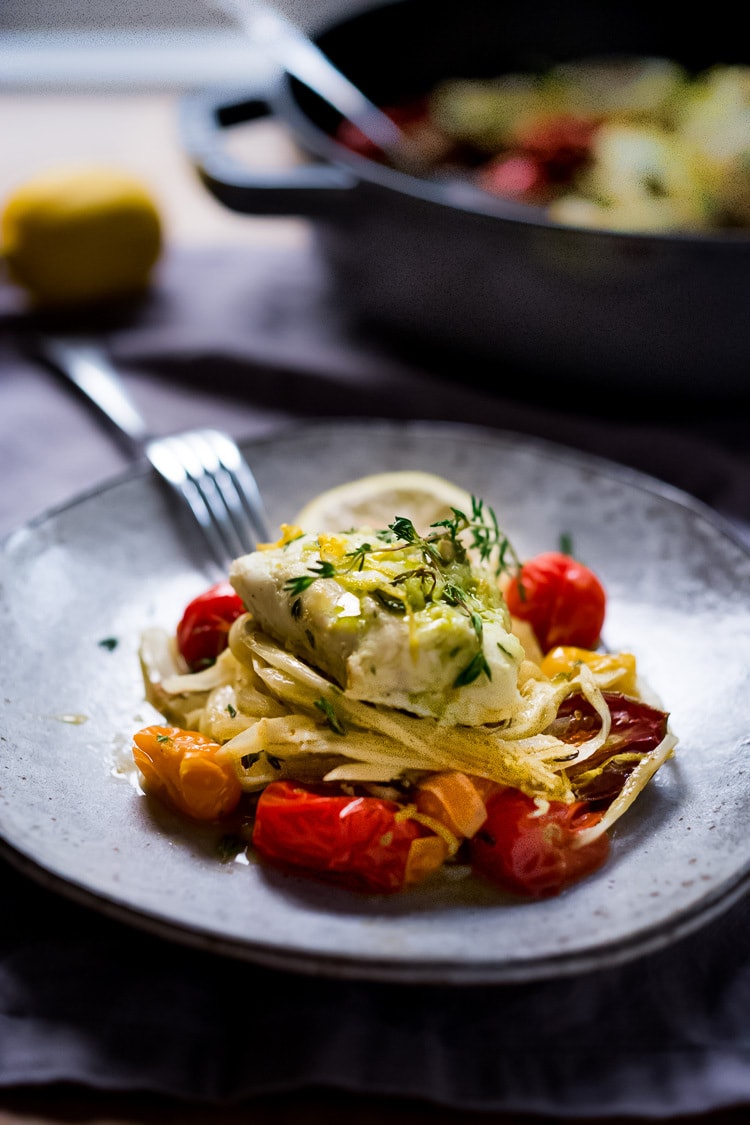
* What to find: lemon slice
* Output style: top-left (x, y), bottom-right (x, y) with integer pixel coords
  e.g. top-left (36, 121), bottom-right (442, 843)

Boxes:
top-left (293, 470), bottom-right (473, 534)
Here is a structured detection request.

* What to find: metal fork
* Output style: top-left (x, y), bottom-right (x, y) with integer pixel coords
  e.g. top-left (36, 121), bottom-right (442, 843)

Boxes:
top-left (36, 336), bottom-right (271, 572)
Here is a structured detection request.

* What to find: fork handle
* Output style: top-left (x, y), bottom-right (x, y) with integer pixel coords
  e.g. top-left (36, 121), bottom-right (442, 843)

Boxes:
top-left (37, 337), bottom-right (152, 456)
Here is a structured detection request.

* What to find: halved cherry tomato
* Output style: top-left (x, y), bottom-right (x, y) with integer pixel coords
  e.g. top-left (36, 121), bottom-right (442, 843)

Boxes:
top-left (132, 725), bottom-right (242, 820)
top-left (504, 551), bottom-right (606, 653)
top-left (470, 787), bottom-right (609, 898)
top-left (252, 780), bottom-right (447, 894)
top-left (176, 581), bottom-right (245, 671)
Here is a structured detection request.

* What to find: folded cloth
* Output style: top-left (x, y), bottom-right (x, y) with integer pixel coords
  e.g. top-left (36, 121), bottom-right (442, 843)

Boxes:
top-left (2, 242), bottom-right (750, 1115)
top-left (2, 853), bottom-right (750, 1117)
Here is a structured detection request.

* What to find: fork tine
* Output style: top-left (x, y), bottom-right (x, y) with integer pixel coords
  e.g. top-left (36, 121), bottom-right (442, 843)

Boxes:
top-left (146, 437), bottom-right (242, 571)
top-left (204, 429), bottom-right (271, 543)
top-left (184, 431), bottom-right (263, 557)
top-left (36, 335), bottom-right (270, 572)
top-left (170, 434), bottom-right (250, 563)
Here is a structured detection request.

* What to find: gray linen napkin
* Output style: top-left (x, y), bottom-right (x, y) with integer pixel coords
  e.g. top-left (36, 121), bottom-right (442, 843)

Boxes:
top-left (1, 242), bottom-right (750, 1115)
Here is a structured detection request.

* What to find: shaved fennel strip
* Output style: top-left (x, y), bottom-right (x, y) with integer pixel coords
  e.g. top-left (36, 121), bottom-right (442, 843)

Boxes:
top-left (323, 762), bottom-right (417, 782)
top-left (224, 714), bottom-right (428, 772)
top-left (573, 732), bottom-right (678, 847)
top-left (558, 663), bottom-right (613, 766)
top-left (159, 647), bottom-right (240, 695)
top-left (245, 632), bottom-right (573, 798)
top-left (143, 619), bottom-right (625, 803)
top-left (223, 712), bottom-right (429, 790)
top-left (253, 651), bottom-right (562, 789)
top-left (246, 628), bottom-right (609, 767)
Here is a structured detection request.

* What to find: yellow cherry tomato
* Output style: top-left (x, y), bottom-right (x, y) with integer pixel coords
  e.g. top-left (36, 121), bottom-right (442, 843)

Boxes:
top-left (132, 725), bottom-right (241, 821)
top-left (540, 645), bottom-right (638, 696)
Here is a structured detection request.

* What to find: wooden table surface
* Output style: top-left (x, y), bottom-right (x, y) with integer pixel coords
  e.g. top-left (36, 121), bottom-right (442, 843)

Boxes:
top-left (1, 88), bottom-right (747, 1125)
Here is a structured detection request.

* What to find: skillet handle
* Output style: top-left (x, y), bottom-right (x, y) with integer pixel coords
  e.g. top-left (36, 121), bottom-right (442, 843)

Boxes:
top-left (179, 84), bottom-right (357, 218)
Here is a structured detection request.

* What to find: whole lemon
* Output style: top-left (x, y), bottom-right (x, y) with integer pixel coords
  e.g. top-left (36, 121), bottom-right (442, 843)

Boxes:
top-left (1, 164), bottom-right (163, 307)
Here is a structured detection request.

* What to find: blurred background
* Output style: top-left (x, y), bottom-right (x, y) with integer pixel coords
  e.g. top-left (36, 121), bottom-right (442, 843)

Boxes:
top-left (0, 0), bottom-right (363, 88)
top-left (0, 0), bottom-right (341, 254)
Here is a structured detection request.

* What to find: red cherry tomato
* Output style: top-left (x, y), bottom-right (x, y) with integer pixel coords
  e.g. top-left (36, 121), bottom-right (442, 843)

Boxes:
top-left (477, 153), bottom-right (549, 202)
top-left (252, 781), bottom-right (446, 894)
top-left (470, 787), bottom-right (609, 898)
top-left (505, 551), bottom-right (606, 653)
top-left (176, 581), bottom-right (245, 671)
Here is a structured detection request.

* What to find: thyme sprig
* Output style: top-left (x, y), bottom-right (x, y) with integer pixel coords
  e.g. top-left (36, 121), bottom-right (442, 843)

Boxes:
top-left (314, 696), bottom-right (346, 735)
top-left (383, 498), bottom-right (523, 687)
top-left (428, 497), bottom-right (523, 578)
top-left (343, 542), bottom-right (373, 571)
top-left (284, 559), bottom-right (336, 596)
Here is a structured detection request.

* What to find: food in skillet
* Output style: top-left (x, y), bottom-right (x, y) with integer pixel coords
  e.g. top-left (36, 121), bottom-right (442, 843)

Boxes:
top-left (336, 57), bottom-right (750, 232)
top-left (133, 472), bottom-right (677, 898)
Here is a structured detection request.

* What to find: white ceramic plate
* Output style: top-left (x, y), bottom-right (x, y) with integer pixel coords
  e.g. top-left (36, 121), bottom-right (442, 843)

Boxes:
top-left (2, 419), bottom-right (750, 984)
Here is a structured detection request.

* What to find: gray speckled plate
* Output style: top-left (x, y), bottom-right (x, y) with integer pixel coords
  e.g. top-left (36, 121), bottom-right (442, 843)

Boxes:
top-left (2, 419), bottom-right (750, 985)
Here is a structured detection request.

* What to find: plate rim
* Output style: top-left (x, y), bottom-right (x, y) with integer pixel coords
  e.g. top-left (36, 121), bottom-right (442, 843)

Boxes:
top-left (2, 831), bottom-right (750, 985)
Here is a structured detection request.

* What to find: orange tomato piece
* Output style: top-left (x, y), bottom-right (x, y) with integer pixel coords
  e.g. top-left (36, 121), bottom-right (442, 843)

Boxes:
top-left (415, 770), bottom-right (495, 839)
top-left (132, 724), bottom-right (242, 821)
top-left (403, 834), bottom-right (450, 887)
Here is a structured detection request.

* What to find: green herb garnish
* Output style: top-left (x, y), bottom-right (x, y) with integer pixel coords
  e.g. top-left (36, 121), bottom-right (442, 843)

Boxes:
top-left (284, 559), bottom-right (336, 596)
top-left (453, 650), bottom-right (492, 688)
top-left (314, 696), bottom-right (346, 735)
top-left (343, 542), bottom-right (372, 571)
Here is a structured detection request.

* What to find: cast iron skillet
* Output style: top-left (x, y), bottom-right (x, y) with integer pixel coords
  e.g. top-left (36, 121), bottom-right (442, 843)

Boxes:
top-left (180, 0), bottom-right (750, 397)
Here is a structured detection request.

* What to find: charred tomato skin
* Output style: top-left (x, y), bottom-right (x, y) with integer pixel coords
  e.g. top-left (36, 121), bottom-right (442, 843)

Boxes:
top-left (470, 787), bottom-right (609, 898)
top-left (252, 780), bottom-right (445, 894)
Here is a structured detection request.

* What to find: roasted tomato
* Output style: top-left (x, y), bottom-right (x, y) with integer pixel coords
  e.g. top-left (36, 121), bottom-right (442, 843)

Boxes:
top-left (477, 153), bottom-right (550, 202)
top-left (549, 691), bottom-right (669, 806)
top-left (252, 780), bottom-right (448, 894)
top-left (516, 113), bottom-right (598, 183)
top-left (132, 725), bottom-right (242, 821)
top-left (176, 581), bottom-right (245, 671)
top-left (540, 645), bottom-right (638, 696)
top-left (505, 550), bottom-right (606, 653)
top-left (470, 787), bottom-right (609, 898)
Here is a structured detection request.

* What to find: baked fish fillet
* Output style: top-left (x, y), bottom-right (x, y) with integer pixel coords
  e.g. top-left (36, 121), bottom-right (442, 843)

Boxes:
top-left (230, 528), bottom-right (524, 726)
